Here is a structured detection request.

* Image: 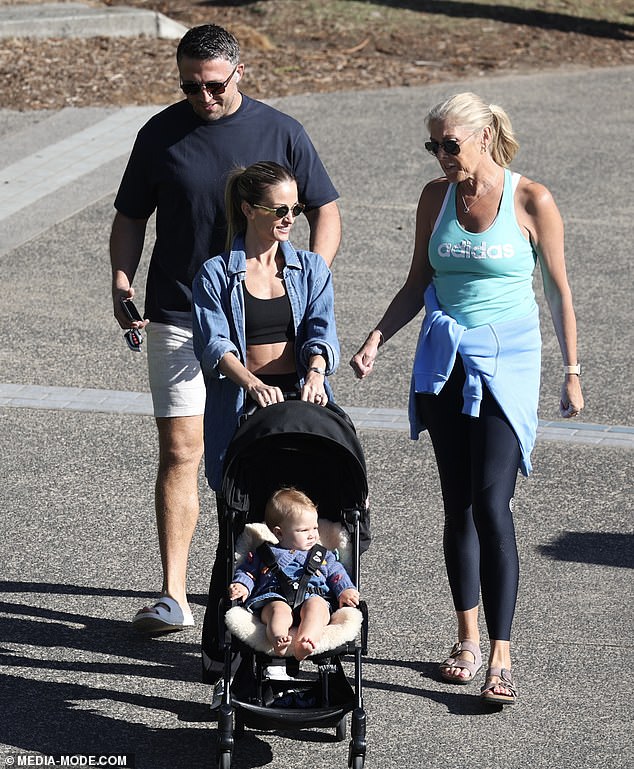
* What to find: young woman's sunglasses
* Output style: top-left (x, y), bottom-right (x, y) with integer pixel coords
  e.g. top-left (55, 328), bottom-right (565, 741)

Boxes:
top-left (424, 131), bottom-right (478, 156)
top-left (180, 66), bottom-right (237, 96)
top-left (252, 202), bottom-right (305, 218)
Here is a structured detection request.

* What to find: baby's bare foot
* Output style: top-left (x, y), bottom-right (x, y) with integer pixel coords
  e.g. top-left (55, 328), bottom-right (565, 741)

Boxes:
top-left (294, 636), bottom-right (316, 661)
top-left (273, 635), bottom-right (292, 656)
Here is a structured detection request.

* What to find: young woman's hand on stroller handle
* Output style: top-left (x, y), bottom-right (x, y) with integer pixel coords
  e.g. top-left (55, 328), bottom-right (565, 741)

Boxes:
top-left (301, 355), bottom-right (328, 406)
top-left (219, 354), bottom-right (284, 408)
top-left (247, 381), bottom-right (284, 408)
top-left (338, 588), bottom-right (360, 607)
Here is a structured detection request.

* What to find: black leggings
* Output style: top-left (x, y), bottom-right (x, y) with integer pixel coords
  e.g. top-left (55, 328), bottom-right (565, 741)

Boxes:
top-left (416, 358), bottom-right (520, 641)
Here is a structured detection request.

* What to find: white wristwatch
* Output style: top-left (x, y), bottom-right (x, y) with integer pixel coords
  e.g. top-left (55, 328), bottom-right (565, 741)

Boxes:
top-left (563, 364), bottom-right (581, 375)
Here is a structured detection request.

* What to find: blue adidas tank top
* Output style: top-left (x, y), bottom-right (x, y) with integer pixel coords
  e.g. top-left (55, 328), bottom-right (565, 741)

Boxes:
top-left (428, 169), bottom-right (537, 328)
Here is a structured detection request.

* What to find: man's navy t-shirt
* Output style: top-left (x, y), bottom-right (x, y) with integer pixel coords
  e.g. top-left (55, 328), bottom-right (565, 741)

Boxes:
top-left (114, 95), bottom-right (339, 326)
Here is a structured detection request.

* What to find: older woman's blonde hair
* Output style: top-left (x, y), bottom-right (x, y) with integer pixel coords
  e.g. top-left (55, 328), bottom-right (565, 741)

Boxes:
top-left (425, 92), bottom-right (520, 167)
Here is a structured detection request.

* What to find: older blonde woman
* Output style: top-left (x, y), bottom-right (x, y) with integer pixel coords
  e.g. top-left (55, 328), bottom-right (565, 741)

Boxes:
top-left (351, 92), bottom-right (583, 705)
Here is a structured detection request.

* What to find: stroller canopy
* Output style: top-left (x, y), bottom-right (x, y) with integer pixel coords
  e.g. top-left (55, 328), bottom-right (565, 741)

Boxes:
top-left (221, 400), bottom-right (368, 523)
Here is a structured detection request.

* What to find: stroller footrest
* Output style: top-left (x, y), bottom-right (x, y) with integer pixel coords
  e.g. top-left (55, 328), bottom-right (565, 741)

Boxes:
top-left (225, 605), bottom-right (363, 656)
top-left (233, 699), bottom-right (352, 731)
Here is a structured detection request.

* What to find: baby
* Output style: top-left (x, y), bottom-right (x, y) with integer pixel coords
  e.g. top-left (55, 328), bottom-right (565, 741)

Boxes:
top-left (229, 487), bottom-right (360, 660)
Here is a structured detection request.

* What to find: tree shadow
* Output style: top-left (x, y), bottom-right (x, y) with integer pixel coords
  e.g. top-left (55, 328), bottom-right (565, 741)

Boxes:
top-left (538, 532), bottom-right (634, 569)
top-left (0, 580), bottom-right (208, 608)
top-left (0, 673), bottom-right (275, 769)
top-left (0, 600), bottom-right (204, 682)
top-left (340, 0), bottom-right (634, 41)
top-left (0, 583), bottom-right (280, 768)
top-left (361, 657), bottom-right (495, 715)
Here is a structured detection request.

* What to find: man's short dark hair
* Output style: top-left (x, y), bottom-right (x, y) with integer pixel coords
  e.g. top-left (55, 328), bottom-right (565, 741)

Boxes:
top-left (176, 24), bottom-right (240, 64)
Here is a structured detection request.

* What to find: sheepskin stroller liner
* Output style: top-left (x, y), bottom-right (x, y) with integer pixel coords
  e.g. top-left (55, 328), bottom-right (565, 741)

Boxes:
top-left (214, 399), bottom-right (369, 769)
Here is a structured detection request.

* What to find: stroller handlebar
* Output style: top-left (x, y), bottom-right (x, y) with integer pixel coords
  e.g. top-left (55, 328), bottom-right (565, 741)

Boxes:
top-left (240, 391), bottom-right (349, 425)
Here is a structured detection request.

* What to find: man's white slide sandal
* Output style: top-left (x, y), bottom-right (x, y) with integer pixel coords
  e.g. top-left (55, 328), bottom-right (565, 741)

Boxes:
top-left (132, 596), bottom-right (194, 633)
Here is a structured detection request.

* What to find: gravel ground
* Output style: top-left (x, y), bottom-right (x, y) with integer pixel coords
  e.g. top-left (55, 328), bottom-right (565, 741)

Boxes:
top-left (1, 0), bottom-right (633, 110)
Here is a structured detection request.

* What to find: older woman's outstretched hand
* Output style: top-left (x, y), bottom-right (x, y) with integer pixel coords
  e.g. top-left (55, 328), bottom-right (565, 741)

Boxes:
top-left (350, 329), bottom-right (383, 380)
top-left (559, 376), bottom-right (584, 418)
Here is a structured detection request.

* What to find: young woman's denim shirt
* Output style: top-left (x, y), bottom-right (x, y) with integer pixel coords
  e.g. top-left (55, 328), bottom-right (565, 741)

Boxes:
top-left (192, 236), bottom-right (340, 490)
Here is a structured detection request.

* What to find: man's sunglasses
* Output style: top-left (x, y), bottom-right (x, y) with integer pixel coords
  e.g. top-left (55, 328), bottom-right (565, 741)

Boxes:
top-left (252, 202), bottom-right (305, 218)
top-left (424, 131), bottom-right (478, 156)
top-left (180, 65), bottom-right (238, 96)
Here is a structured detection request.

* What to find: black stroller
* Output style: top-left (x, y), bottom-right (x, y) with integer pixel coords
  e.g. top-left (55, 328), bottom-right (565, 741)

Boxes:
top-left (214, 399), bottom-right (370, 769)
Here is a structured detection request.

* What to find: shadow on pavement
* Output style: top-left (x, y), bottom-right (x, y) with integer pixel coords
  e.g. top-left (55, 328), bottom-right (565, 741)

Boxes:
top-left (538, 531), bottom-right (634, 568)
top-left (362, 657), bottom-right (498, 715)
top-left (0, 593), bottom-right (279, 768)
top-left (369, 0), bottom-right (634, 40)
top-left (0, 580), bottom-right (208, 607)
top-left (0, 599), bottom-right (203, 682)
top-left (0, 673), bottom-right (275, 769)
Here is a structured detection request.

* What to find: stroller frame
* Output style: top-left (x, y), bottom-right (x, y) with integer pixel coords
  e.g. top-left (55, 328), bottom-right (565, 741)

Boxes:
top-left (213, 400), bottom-right (369, 769)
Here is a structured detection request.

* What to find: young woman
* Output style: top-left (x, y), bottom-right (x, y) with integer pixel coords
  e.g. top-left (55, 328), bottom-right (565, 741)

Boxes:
top-left (192, 160), bottom-right (340, 684)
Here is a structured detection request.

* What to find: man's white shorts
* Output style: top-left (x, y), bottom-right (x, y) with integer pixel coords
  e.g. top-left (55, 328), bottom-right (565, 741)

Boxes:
top-left (146, 322), bottom-right (206, 418)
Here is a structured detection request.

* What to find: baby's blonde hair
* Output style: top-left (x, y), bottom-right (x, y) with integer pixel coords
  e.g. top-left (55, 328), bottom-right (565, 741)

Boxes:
top-left (265, 487), bottom-right (317, 530)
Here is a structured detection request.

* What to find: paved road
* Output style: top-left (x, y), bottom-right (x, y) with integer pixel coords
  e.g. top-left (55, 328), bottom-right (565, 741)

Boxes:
top-left (1, 64), bottom-right (633, 769)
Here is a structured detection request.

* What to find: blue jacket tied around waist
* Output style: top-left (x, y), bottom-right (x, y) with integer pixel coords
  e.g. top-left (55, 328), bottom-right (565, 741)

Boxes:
top-left (409, 284), bottom-right (541, 476)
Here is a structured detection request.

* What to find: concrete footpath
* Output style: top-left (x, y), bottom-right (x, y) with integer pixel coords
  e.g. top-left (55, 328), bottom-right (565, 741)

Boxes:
top-left (1, 63), bottom-right (633, 769)
top-left (0, 2), bottom-right (187, 39)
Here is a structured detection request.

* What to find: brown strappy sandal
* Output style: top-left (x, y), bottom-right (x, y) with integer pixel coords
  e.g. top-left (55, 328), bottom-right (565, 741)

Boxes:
top-left (480, 667), bottom-right (518, 705)
top-left (439, 640), bottom-right (483, 684)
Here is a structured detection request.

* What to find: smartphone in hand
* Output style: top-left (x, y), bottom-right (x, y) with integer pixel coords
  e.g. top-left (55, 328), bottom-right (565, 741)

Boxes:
top-left (120, 298), bottom-right (143, 323)
top-left (119, 298), bottom-right (144, 352)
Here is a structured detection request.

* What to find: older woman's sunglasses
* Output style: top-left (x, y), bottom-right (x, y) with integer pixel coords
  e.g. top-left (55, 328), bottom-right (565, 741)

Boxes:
top-left (252, 202), bottom-right (305, 218)
top-left (425, 138), bottom-right (462, 156)
top-left (424, 131), bottom-right (478, 156)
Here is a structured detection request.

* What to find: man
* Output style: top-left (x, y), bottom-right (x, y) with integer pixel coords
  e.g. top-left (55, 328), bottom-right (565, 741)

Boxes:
top-left (110, 24), bottom-right (340, 647)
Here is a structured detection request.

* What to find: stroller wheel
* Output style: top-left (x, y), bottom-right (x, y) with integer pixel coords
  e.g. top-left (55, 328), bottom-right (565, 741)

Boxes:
top-left (216, 703), bottom-right (234, 768)
top-left (335, 717), bottom-right (347, 742)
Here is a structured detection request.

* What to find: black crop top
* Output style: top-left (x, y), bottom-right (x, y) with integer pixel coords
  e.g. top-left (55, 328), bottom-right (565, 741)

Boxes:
top-left (243, 284), bottom-right (295, 345)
